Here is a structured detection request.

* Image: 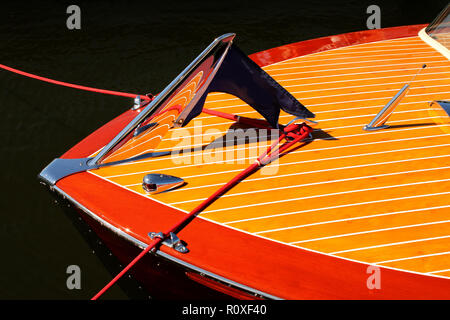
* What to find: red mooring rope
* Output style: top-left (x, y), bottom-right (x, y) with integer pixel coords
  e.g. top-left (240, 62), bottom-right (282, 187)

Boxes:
top-left (91, 122), bottom-right (313, 300)
top-left (0, 62), bottom-right (313, 300)
top-left (0, 63), bottom-right (152, 100)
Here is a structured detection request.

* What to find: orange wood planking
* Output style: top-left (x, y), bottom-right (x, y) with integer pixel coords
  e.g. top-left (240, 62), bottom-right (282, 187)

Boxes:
top-left (91, 36), bottom-right (450, 278)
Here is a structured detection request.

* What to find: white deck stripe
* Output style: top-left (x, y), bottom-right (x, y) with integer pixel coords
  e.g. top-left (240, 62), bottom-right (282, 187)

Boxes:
top-left (203, 78), bottom-right (450, 104)
top-left (292, 84), bottom-right (450, 99)
top-left (282, 76), bottom-right (449, 92)
top-left (104, 125), bottom-right (450, 178)
top-left (173, 142), bottom-right (450, 181)
top-left (171, 165), bottom-right (450, 205)
top-left (289, 220), bottom-right (450, 245)
top-left (192, 100), bottom-right (433, 129)
top-left (179, 100), bottom-right (437, 130)
top-left (268, 56), bottom-right (448, 77)
top-left (268, 50), bottom-right (435, 65)
top-left (276, 48), bottom-right (434, 64)
top-left (429, 268), bottom-right (450, 274)
top-left (202, 178), bottom-right (450, 214)
top-left (375, 251), bottom-right (450, 265)
top-left (200, 90), bottom-right (450, 115)
top-left (267, 60), bottom-right (449, 78)
top-left (159, 112), bottom-right (441, 152)
top-left (113, 134), bottom-right (450, 183)
top-left (265, 54), bottom-right (441, 71)
top-left (281, 71), bottom-right (450, 89)
top-left (114, 129), bottom-right (450, 170)
top-left (160, 147), bottom-right (450, 191)
top-left (286, 116), bottom-right (434, 132)
top-left (204, 83), bottom-right (450, 105)
top-left (254, 205), bottom-right (450, 235)
top-left (224, 191), bottom-right (450, 225)
top-left (206, 71), bottom-right (450, 97)
top-left (331, 235), bottom-right (450, 255)
top-left (167, 109), bottom-right (431, 142)
top-left (274, 67), bottom-right (450, 83)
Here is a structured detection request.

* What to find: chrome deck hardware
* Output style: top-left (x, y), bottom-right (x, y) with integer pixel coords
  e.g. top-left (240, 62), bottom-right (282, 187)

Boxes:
top-left (142, 173), bottom-right (184, 194)
top-left (364, 64), bottom-right (426, 131)
top-left (132, 94), bottom-right (153, 110)
top-left (132, 95), bottom-right (142, 110)
top-left (363, 84), bottom-right (410, 131)
top-left (148, 232), bottom-right (189, 253)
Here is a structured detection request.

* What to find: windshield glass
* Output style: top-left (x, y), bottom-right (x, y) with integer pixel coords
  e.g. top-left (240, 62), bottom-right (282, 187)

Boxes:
top-left (93, 34), bottom-right (235, 165)
top-left (100, 58), bottom-right (215, 164)
top-left (426, 4), bottom-right (450, 49)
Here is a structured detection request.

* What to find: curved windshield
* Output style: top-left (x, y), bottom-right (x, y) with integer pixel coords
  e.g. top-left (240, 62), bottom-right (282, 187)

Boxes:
top-left (100, 59), bottom-right (215, 164)
top-left (92, 34), bottom-right (235, 165)
top-left (426, 4), bottom-right (450, 49)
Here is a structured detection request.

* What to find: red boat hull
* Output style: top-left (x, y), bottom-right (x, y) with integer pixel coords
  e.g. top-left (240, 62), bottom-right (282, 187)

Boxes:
top-left (50, 24), bottom-right (450, 299)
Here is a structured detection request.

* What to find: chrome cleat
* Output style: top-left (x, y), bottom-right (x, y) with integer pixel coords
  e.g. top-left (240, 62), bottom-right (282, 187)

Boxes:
top-left (142, 173), bottom-right (184, 194)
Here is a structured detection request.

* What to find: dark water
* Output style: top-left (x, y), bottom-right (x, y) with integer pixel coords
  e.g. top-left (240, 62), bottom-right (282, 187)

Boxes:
top-left (0, 0), bottom-right (447, 299)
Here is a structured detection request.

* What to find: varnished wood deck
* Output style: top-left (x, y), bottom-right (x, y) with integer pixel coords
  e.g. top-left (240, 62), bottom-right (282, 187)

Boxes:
top-left (91, 36), bottom-right (450, 278)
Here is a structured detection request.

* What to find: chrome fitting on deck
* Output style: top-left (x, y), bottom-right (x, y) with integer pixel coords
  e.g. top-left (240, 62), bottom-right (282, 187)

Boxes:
top-left (148, 232), bottom-right (189, 253)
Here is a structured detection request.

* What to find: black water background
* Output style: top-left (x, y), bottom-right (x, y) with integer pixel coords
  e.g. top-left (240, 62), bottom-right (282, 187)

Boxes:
top-left (0, 0), bottom-right (447, 299)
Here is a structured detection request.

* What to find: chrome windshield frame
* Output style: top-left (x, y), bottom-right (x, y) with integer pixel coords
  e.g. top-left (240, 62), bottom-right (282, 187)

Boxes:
top-left (88, 33), bottom-right (236, 166)
top-left (425, 3), bottom-right (449, 35)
